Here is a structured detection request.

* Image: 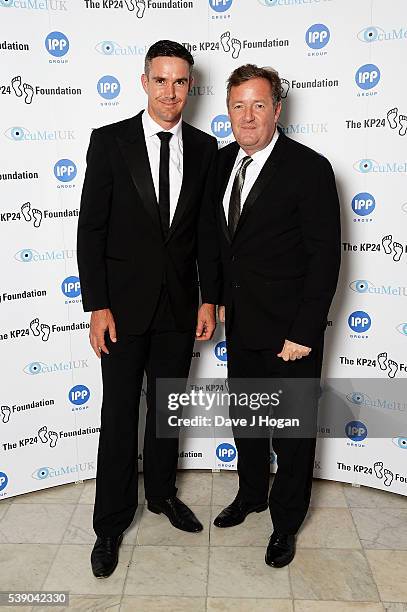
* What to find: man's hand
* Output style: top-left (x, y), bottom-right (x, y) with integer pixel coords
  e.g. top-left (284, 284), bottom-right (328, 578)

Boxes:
top-left (277, 339), bottom-right (311, 362)
top-left (90, 308), bottom-right (117, 358)
top-left (196, 303), bottom-right (216, 341)
top-left (218, 305), bottom-right (225, 323)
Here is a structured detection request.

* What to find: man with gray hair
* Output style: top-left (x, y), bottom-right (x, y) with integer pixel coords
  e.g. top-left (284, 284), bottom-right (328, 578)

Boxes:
top-left (213, 64), bottom-right (341, 567)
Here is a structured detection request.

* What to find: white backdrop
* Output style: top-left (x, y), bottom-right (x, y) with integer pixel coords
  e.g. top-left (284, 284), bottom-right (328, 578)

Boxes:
top-left (1, 0), bottom-right (407, 500)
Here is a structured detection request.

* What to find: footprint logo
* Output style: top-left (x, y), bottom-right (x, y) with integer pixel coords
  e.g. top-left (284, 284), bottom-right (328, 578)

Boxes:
top-left (384, 468), bottom-right (394, 486)
top-left (38, 425), bottom-right (49, 443)
top-left (381, 235), bottom-right (392, 254)
top-left (135, 0), bottom-right (145, 16)
top-left (392, 242), bottom-right (403, 262)
top-left (1, 406), bottom-right (11, 424)
top-left (374, 461), bottom-right (383, 478)
top-left (387, 359), bottom-right (398, 379)
top-left (40, 324), bottom-right (50, 342)
top-left (11, 75), bottom-right (23, 97)
top-left (221, 31), bottom-right (231, 52)
top-left (399, 115), bottom-right (407, 137)
top-left (48, 431), bottom-right (58, 448)
top-left (377, 352), bottom-right (388, 371)
top-left (32, 209), bottom-right (42, 228)
top-left (281, 78), bottom-right (290, 99)
top-left (23, 83), bottom-right (34, 105)
top-left (231, 38), bottom-right (242, 59)
top-left (387, 107), bottom-right (398, 129)
top-left (30, 318), bottom-right (41, 337)
top-left (21, 202), bottom-right (32, 222)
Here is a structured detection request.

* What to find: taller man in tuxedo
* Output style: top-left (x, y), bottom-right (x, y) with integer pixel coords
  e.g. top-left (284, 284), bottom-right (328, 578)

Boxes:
top-left (77, 40), bottom-right (220, 578)
top-left (213, 64), bottom-right (341, 567)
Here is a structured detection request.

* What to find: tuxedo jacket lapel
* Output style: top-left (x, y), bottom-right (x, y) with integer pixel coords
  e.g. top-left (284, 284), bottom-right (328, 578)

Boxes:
top-left (233, 130), bottom-right (287, 241)
top-left (116, 112), bottom-right (161, 234)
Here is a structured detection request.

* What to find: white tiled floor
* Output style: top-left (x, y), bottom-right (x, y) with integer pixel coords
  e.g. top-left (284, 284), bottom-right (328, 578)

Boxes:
top-left (1, 472), bottom-right (407, 611)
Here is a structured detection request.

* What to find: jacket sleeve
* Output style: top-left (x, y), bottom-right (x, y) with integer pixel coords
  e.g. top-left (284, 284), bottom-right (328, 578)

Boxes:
top-left (287, 155), bottom-right (341, 348)
top-left (76, 129), bottom-right (113, 312)
top-left (197, 139), bottom-right (223, 305)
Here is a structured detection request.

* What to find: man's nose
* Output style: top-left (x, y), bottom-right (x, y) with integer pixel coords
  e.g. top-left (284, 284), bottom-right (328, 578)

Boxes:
top-left (244, 106), bottom-right (254, 121)
top-left (165, 83), bottom-right (176, 98)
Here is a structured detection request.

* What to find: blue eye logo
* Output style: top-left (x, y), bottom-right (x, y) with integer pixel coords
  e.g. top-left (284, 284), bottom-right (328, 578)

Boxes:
top-left (23, 361), bottom-right (45, 375)
top-left (355, 64), bottom-right (381, 90)
top-left (215, 340), bottom-right (228, 362)
top-left (209, 0), bottom-right (233, 12)
top-left (346, 420), bottom-right (368, 441)
top-left (346, 392), bottom-right (369, 406)
top-left (97, 75), bottom-right (121, 100)
top-left (0, 472), bottom-right (8, 492)
top-left (45, 31), bottom-right (69, 57)
top-left (305, 24), bottom-right (330, 50)
top-left (4, 126), bottom-right (28, 141)
top-left (349, 279), bottom-right (371, 294)
top-left (54, 159), bottom-right (77, 182)
top-left (14, 248), bottom-right (38, 263)
top-left (353, 159), bottom-right (377, 173)
top-left (357, 26), bottom-right (385, 43)
top-left (32, 467), bottom-right (50, 480)
top-left (61, 276), bottom-right (81, 298)
top-left (392, 436), bottom-right (407, 449)
top-left (216, 442), bottom-right (236, 462)
top-left (352, 192), bottom-right (375, 216)
top-left (348, 311), bottom-right (371, 333)
top-left (211, 115), bottom-right (232, 138)
top-left (257, 0), bottom-right (277, 5)
top-left (396, 323), bottom-right (407, 336)
top-left (69, 384), bottom-right (90, 405)
top-left (401, 202), bottom-right (407, 213)
top-left (95, 40), bottom-right (118, 55)
top-left (0, 0), bottom-right (14, 7)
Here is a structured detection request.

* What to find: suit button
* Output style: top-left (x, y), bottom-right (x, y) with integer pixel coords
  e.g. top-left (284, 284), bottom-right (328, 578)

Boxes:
top-left (231, 255), bottom-right (236, 262)
top-left (231, 281), bottom-right (240, 288)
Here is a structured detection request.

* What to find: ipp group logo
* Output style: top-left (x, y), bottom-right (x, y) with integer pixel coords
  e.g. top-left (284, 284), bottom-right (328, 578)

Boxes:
top-left (358, 25), bottom-right (407, 44)
top-left (61, 276), bottom-right (81, 303)
top-left (45, 31), bottom-right (69, 62)
top-left (97, 75), bottom-right (120, 106)
top-left (211, 115), bottom-right (232, 143)
top-left (95, 40), bottom-right (147, 56)
top-left (54, 159), bottom-right (77, 187)
top-left (0, 472), bottom-right (8, 493)
top-left (305, 24), bottom-right (330, 55)
top-left (216, 442), bottom-right (236, 463)
top-left (348, 310), bottom-right (371, 339)
top-left (69, 384), bottom-right (90, 407)
top-left (209, 0), bottom-right (233, 18)
top-left (214, 340), bottom-right (227, 364)
top-left (355, 64), bottom-right (381, 96)
top-left (346, 420), bottom-right (368, 445)
top-left (351, 192), bottom-right (375, 222)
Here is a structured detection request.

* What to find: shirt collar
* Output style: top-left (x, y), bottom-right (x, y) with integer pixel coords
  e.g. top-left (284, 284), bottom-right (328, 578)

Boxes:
top-left (233, 128), bottom-right (279, 171)
top-left (142, 108), bottom-right (183, 140)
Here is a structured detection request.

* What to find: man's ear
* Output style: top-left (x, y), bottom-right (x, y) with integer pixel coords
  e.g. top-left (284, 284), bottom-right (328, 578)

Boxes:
top-left (141, 73), bottom-right (148, 94)
top-left (274, 100), bottom-right (282, 122)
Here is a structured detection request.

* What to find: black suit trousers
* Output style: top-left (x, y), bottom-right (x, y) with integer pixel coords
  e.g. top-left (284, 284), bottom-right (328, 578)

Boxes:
top-left (226, 327), bottom-right (323, 535)
top-left (93, 288), bottom-right (195, 537)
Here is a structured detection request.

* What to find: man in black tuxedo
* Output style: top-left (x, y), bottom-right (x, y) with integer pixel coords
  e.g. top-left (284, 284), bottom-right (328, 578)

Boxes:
top-left (77, 40), bottom-right (220, 578)
top-left (213, 64), bottom-right (341, 567)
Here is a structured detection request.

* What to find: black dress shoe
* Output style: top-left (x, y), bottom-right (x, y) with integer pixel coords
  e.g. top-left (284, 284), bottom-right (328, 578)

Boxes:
top-left (91, 533), bottom-right (123, 578)
top-left (147, 496), bottom-right (203, 533)
top-left (265, 532), bottom-right (296, 568)
top-left (213, 497), bottom-right (268, 528)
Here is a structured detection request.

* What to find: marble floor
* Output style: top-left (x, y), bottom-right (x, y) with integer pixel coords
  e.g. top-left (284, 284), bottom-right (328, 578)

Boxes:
top-left (0, 472), bottom-right (406, 611)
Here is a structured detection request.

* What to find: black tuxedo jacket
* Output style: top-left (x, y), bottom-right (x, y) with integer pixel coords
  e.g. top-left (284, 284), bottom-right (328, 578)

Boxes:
top-left (216, 129), bottom-right (341, 352)
top-left (77, 111), bottom-right (221, 334)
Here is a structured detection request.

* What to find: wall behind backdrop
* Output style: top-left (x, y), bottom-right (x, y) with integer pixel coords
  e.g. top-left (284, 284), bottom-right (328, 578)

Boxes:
top-left (1, 0), bottom-right (407, 500)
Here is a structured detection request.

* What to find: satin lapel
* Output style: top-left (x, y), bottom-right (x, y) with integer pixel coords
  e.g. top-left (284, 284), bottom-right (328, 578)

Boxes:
top-left (116, 113), bottom-right (161, 233)
top-left (219, 143), bottom-right (239, 244)
top-left (233, 131), bottom-right (287, 241)
top-left (166, 122), bottom-right (195, 242)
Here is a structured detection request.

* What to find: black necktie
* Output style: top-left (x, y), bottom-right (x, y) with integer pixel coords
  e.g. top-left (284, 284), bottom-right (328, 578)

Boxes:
top-left (157, 131), bottom-right (173, 239)
top-left (228, 156), bottom-right (253, 239)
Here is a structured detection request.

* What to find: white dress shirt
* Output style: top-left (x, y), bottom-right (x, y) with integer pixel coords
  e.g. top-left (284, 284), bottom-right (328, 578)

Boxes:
top-left (142, 109), bottom-right (183, 224)
top-left (223, 129), bottom-right (279, 219)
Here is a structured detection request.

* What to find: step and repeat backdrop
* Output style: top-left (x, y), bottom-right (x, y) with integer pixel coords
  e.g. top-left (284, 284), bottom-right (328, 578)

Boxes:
top-left (1, 0), bottom-right (406, 500)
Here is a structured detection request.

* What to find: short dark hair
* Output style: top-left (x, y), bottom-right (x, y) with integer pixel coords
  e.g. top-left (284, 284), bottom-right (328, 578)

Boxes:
top-left (226, 64), bottom-right (282, 107)
top-left (144, 40), bottom-right (194, 75)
